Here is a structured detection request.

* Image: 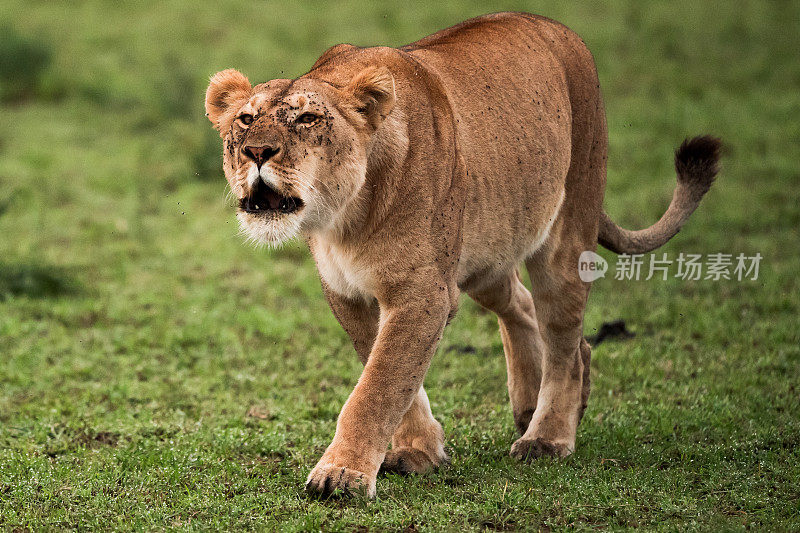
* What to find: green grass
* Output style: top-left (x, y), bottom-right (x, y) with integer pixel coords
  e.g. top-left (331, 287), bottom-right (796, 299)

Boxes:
top-left (1, 0), bottom-right (799, 530)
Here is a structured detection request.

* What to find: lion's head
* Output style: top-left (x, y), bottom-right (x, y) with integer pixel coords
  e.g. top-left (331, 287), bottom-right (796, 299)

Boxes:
top-left (204, 66), bottom-right (396, 245)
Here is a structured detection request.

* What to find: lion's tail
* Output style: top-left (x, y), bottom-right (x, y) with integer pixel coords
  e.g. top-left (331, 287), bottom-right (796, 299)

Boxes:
top-left (598, 136), bottom-right (721, 255)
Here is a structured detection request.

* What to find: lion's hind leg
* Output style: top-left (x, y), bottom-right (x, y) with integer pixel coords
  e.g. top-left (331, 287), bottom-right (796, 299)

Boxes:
top-left (468, 270), bottom-right (545, 436)
top-left (512, 239), bottom-right (592, 460)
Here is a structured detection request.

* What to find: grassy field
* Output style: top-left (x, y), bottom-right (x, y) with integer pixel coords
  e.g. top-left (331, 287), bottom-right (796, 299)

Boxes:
top-left (1, 0), bottom-right (799, 530)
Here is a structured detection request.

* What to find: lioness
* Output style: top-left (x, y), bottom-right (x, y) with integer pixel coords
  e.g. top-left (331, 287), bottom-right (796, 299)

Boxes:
top-left (205, 12), bottom-right (720, 498)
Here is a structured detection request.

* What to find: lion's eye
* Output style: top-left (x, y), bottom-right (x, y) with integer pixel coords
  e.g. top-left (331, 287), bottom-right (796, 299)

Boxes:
top-left (295, 112), bottom-right (319, 125)
top-left (238, 114), bottom-right (253, 126)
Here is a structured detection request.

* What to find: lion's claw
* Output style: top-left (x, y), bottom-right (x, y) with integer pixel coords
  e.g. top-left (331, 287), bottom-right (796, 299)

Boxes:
top-left (510, 437), bottom-right (573, 462)
top-left (305, 463), bottom-right (376, 499)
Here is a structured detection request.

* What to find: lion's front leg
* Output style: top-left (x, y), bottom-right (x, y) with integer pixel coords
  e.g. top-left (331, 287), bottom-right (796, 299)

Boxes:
top-left (306, 291), bottom-right (451, 499)
top-left (322, 287), bottom-right (448, 475)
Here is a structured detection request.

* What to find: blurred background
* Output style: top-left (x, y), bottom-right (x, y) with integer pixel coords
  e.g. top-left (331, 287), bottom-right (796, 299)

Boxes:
top-left (1, 0), bottom-right (798, 529)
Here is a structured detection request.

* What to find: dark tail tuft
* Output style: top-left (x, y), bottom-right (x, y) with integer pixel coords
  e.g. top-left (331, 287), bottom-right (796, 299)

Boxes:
top-left (674, 135), bottom-right (722, 195)
top-left (599, 135), bottom-right (722, 255)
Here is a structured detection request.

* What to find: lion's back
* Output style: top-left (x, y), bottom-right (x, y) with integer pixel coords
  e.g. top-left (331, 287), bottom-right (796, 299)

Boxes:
top-left (401, 12), bottom-right (599, 147)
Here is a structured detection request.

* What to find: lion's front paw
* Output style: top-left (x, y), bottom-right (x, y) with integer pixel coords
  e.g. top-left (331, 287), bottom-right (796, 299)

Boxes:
top-left (380, 446), bottom-right (448, 475)
top-left (305, 462), bottom-right (376, 499)
top-left (510, 437), bottom-right (573, 462)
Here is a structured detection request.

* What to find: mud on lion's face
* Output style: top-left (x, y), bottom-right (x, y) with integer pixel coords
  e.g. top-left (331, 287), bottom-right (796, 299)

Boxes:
top-left (225, 81), bottom-right (366, 246)
top-left (204, 68), bottom-right (396, 246)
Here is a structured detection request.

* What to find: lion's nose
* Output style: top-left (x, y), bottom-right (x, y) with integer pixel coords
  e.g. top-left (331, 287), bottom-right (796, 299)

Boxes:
top-left (242, 144), bottom-right (280, 167)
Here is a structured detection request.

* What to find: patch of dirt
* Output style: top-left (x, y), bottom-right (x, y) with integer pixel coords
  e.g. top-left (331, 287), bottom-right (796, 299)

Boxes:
top-left (586, 320), bottom-right (635, 346)
top-left (246, 405), bottom-right (275, 420)
top-left (88, 431), bottom-right (119, 447)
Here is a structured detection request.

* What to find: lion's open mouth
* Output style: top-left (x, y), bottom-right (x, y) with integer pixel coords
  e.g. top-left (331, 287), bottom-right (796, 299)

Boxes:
top-left (239, 180), bottom-right (304, 215)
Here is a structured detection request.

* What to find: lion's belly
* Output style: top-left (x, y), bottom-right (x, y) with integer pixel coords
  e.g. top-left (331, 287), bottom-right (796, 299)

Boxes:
top-left (456, 188), bottom-right (565, 289)
top-left (451, 74), bottom-right (572, 289)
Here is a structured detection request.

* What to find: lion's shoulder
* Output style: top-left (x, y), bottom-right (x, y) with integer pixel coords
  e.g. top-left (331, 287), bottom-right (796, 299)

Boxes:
top-left (401, 12), bottom-right (568, 51)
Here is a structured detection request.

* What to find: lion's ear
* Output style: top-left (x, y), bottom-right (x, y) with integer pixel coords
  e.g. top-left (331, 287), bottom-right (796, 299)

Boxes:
top-left (344, 66), bottom-right (396, 129)
top-left (205, 69), bottom-right (252, 134)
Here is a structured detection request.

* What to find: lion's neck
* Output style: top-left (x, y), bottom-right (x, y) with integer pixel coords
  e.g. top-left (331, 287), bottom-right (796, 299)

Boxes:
top-left (316, 109), bottom-right (410, 246)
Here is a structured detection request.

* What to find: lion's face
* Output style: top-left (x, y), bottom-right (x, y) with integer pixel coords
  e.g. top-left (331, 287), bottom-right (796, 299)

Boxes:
top-left (205, 68), bottom-right (395, 245)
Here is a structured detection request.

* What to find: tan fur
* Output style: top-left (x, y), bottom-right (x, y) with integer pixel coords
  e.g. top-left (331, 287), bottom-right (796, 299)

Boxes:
top-left (205, 12), bottom-right (719, 498)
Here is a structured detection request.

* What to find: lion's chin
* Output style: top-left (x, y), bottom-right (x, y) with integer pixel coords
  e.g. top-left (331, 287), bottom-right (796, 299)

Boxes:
top-left (237, 210), bottom-right (304, 247)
